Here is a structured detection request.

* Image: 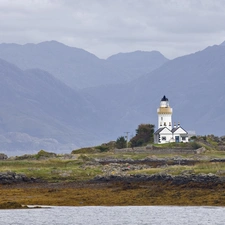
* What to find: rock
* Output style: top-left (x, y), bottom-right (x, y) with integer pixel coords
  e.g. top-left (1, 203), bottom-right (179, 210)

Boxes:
top-left (93, 173), bottom-right (223, 185)
top-left (210, 158), bottom-right (225, 162)
top-left (0, 153), bottom-right (8, 160)
top-left (196, 147), bottom-right (206, 154)
top-left (217, 170), bottom-right (225, 175)
top-left (0, 172), bottom-right (35, 184)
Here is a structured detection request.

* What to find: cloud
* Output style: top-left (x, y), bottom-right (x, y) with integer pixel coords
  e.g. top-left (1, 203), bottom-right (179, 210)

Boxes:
top-left (0, 0), bottom-right (225, 59)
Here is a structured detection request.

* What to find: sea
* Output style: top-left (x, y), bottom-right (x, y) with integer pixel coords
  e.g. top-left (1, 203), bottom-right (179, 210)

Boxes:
top-left (0, 206), bottom-right (224, 225)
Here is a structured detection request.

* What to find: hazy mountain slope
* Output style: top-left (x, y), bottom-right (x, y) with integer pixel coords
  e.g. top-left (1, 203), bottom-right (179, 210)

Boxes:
top-left (0, 58), bottom-right (106, 155)
top-left (124, 44), bottom-right (225, 136)
top-left (107, 50), bottom-right (169, 80)
top-left (0, 41), bottom-right (169, 89)
top-left (82, 44), bottom-right (225, 137)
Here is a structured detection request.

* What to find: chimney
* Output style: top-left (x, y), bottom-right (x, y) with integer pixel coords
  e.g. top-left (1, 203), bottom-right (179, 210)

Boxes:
top-left (174, 123), bottom-right (176, 128)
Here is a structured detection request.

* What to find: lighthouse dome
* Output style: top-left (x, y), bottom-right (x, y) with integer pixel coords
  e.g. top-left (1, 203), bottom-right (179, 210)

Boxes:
top-left (161, 95), bottom-right (168, 101)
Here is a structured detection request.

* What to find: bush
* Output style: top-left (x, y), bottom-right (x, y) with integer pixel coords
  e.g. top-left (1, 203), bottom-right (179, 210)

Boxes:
top-left (130, 124), bottom-right (155, 147)
top-left (115, 136), bottom-right (127, 149)
top-left (71, 147), bottom-right (97, 154)
top-left (190, 142), bottom-right (202, 149)
top-left (95, 145), bottom-right (109, 152)
top-left (36, 150), bottom-right (56, 159)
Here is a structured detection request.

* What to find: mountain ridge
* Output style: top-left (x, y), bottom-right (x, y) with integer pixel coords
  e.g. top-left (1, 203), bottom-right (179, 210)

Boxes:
top-left (0, 41), bottom-right (225, 155)
top-left (0, 41), bottom-right (169, 89)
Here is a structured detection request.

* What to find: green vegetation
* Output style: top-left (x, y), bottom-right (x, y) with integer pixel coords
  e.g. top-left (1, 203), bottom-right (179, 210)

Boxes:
top-left (153, 141), bottom-right (201, 149)
top-left (130, 124), bottom-right (154, 147)
top-left (72, 141), bottom-right (115, 154)
top-left (0, 158), bottom-right (102, 182)
top-left (1, 133), bottom-right (225, 208)
top-left (0, 134), bottom-right (224, 183)
top-left (115, 136), bottom-right (127, 149)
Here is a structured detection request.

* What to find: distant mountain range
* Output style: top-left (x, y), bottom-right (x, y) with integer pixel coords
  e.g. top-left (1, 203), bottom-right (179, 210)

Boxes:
top-left (0, 58), bottom-right (111, 155)
top-left (82, 42), bottom-right (225, 138)
top-left (0, 40), bottom-right (224, 155)
top-left (0, 41), bottom-right (168, 89)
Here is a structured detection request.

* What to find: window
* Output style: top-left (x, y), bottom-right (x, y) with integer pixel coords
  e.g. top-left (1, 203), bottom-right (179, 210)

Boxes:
top-left (182, 137), bottom-right (186, 141)
top-left (164, 122), bottom-right (166, 126)
top-left (162, 136), bottom-right (166, 141)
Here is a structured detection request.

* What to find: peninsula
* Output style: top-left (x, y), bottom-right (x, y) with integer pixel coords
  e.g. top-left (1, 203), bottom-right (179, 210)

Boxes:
top-left (1, 134), bottom-right (225, 208)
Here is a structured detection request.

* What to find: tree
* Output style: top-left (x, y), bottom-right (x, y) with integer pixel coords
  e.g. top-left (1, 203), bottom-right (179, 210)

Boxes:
top-left (115, 136), bottom-right (127, 149)
top-left (130, 124), bottom-right (154, 147)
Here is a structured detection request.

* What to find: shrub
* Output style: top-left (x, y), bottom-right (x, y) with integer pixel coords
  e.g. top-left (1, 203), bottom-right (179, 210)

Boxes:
top-left (115, 136), bottom-right (127, 149)
top-left (130, 124), bottom-right (155, 147)
top-left (95, 145), bottom-right (109, 152)
top-left (36, 150), bottom-right (56, 159)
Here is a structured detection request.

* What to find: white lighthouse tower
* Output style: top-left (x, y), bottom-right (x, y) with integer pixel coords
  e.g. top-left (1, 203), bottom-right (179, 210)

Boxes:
top-left (154, 95), bottom-right (190, 144)
top-left (157, 95), bottom-right (172, 129)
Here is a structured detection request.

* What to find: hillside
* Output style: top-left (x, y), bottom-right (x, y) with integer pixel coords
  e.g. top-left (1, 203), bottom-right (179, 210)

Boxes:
top-left (82, 44), bottom-right (225, 137)
top-left (0, 58), bottom-right (107, 155)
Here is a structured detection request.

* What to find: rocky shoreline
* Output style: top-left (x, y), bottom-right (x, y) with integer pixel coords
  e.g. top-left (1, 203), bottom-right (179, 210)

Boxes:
top-left (1, 170), bottom-right (225, 187)
top-left (0, 172), bottom-right (36, 184)
top-left (93, 173), bottom-right (225, 186)
top-left (1, 150), bottom-right (225, 207)
top-left (1, 171), bottom-right (225, 207)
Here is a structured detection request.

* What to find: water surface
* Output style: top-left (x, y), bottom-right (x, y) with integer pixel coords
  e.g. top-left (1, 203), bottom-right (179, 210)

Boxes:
top-left (0, 206), bottom-right (224, 225)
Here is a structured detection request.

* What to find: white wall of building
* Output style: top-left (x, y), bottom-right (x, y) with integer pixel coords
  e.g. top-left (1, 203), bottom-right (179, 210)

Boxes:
top-left (158, 114), bottom-right (172, 130)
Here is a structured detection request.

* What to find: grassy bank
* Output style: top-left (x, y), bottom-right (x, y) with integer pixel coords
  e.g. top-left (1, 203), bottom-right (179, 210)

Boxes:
top-left (1, 149), bottom-right (225, 182)
top-left (1, 143), bottom-right (225, 207)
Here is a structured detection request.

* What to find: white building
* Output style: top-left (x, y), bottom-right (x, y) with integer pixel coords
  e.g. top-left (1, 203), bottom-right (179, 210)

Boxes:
top-left (154, 95), bottom-right (189, 144)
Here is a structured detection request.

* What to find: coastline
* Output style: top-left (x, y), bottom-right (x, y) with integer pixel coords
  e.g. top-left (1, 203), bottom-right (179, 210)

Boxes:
top-left (1, 174), bottom-right (225, 208)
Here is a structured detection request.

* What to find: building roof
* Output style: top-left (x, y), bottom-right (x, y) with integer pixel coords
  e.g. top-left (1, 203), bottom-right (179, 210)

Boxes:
top-left (154, 127), bottom-right (171, 135)
top-left (171, 126), bottom-right (188, 134)
top-left (161, 95), bottom-right (168, 101)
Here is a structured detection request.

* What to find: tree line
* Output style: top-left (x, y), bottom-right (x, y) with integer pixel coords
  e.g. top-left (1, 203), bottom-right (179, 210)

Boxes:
top-left (115, 124), bottom-right (155, 149)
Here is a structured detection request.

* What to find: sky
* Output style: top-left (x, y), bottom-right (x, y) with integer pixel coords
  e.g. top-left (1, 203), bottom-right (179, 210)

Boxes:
top-left (1, 0), bottom-right (225, 59)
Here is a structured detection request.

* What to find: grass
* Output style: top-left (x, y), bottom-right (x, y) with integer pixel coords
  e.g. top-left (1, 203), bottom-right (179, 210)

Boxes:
top-left (0, 159), bottom-right (103, 182)
top-left (153, 142), bottom-right (198, 148)
top-left (1, 149), bottom-right (225, 182)
top-left (203, 150), bottom-right (225, 158)
top-left (193, 162), bottom-right (225, 175)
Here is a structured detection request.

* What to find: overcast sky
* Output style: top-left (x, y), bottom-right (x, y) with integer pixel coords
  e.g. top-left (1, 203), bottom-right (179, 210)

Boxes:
top-left (1, 0), bottom-right (225, 59)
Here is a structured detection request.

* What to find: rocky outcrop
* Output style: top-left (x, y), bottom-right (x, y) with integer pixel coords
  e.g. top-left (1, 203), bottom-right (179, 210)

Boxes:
top-left (101, 163), bottom-right (151, 176)
top-left (0, 153), bottom-right (8, 160)
top-left (95, 157), bottom-right (198, 166)
top-left (210, 158), bottom-right (225, 162)
top-left (93, 174), bottom-right (225, 186)
top-left (0, 172), bottom-right (35, 184)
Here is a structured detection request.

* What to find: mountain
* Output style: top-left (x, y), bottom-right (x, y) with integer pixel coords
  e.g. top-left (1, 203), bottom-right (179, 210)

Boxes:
top-left (0, 41), bottom-right (169, 89)
top-left (107, 50), bottom-right (169, 80)
top-left (0, 58), bottom-right (109, 155)
top-left (82, 44), bottom-right (225, 137)
top-left (1, 40), bottom-right (225, 156)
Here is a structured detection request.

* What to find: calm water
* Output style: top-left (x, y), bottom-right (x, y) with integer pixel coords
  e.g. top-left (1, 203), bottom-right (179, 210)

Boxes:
top-left (0, 206), bottom-right (224, 225)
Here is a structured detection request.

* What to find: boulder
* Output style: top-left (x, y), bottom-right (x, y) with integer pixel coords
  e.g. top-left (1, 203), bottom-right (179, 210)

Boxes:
top-left (0, 172), bottom-right (35, 184)
top-left (0, 153), bottom-right (8, 160)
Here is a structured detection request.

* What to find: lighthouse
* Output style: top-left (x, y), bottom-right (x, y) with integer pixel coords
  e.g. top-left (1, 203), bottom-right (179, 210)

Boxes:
top-left (154, 95), bottom-right (190, 144)
top-left (157, 95), bottom-right (172, 129)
